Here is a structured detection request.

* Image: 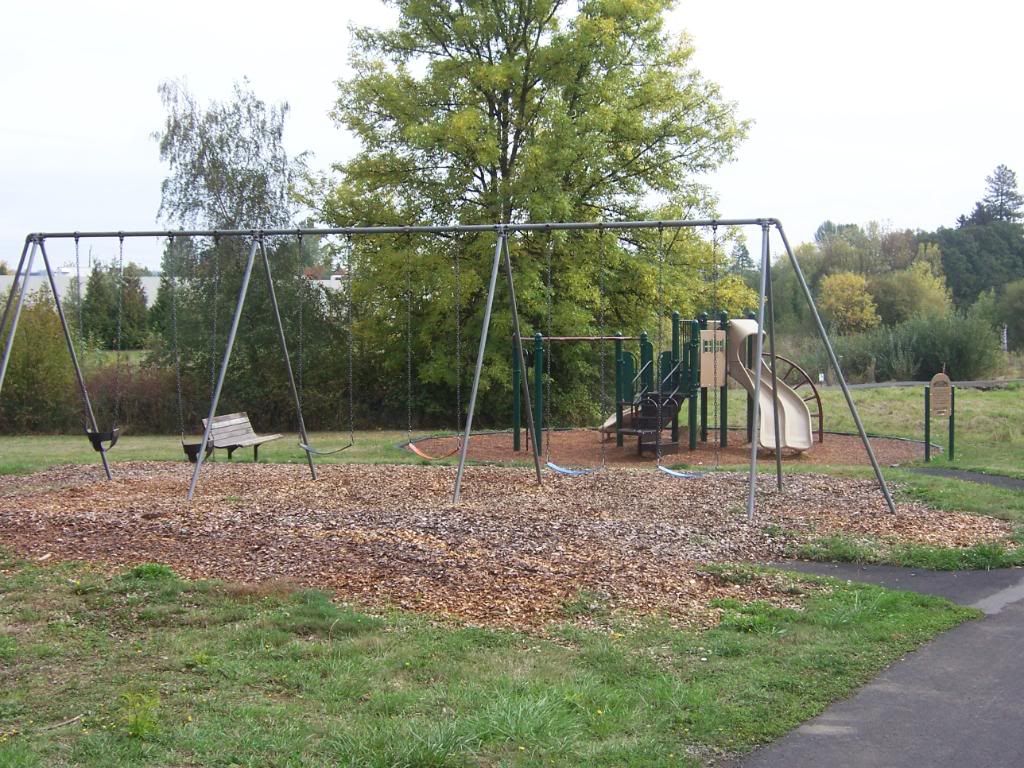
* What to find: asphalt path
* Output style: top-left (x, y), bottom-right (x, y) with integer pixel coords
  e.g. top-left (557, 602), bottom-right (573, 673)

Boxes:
top-left (740, 562), bottom-right (1024, 768)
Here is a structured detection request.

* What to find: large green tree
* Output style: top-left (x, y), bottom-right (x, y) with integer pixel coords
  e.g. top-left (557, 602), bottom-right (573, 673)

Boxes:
top-left (152, 80), bottom-right (343, 432)
top-left (324, 0), bottom-right (750, 425)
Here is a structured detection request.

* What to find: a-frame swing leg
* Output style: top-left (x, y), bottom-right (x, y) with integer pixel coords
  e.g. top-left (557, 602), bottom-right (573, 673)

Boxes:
top-left (0, 239), bottom-right (36, 397)
top-left (39, 240), bottom-right (113, 480)
top-left (501, 235), bottom-right (544, 486)
top-left (188, 239), bottom-right (260, 501)
top-left (258, 239), bottom-right (317, 480)
top-left (775, 223), bottom-right (897, 514)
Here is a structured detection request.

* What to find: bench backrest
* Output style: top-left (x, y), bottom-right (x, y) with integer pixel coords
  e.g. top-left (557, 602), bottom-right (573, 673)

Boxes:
top-left (202, 412), bottom-right (256, 446)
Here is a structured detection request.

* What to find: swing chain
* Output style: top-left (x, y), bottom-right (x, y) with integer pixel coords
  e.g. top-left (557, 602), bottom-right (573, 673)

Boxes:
top-left (654, 224), bottom-right (666, 465)
top-left (168, 237), bottom-right (186, 439)
top-left (597, 225), bottom-right (608, 467)
top-left (346, 235), bottom-right (356, 443)
top-left (296, 234), bottom-right (304, 409)
top-left (710, 223), bottom-right (721, 468)
top-left (454, 246), bottom-right (462, 434)
top-left (544, 230), bottom-right (554, 462)
top-left (112, 234), bottom-right (125, 427)
top-left (405, 244), bottom-right (414, 442)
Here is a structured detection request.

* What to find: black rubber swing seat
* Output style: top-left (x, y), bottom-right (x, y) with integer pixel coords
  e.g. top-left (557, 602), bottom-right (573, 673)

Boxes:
top-left (181, 440), bottom-right (214, 464)
top-left (298, 441), bottom-right (353, 457)
top-left (85, 427), bottom-right (120, 452)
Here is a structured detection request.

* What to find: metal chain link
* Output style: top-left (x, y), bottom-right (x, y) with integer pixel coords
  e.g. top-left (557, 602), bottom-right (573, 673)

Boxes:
top-left (74, 235), bottom-right (83, 342)
top-left (169, 237), bottom-right (186, 438)
top-left (405, 244), bottom-right (414, 441)
top-left (710, 224), bottom-right (722, 468)
top-left (597, 226), bottom-right (608, 467)
top-left (296, 235), bottom-right (304, 409)
top-left (544, 231), bottom-right (554, 463)
top-left (209, 237), bottom-right (221, 400)
top-left (654, 225), bottom-right (666, 465)
top-left (346, 235), bottom-right (355, 443)
top-left (454, 245), bottom-right (462, 434)
top-left (112, 235), bottom-right (125, 426)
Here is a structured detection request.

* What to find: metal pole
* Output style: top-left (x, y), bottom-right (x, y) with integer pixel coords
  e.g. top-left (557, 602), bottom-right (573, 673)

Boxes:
top-left (746, 226), bottom-right (771, 521)
top-left (38, 241), bottom-right (113, 480)
top-left (512, 340), bottom-right (521, 451)
top-left (0, 240), bottom-right (38, 397)
top-left (259, 239), bottom-right (316, 480)
top-left (24, 218), bottom-right (782, 242)
top-left (188, 239), bottom-right (260, 501)
top-left (764, 242), bottom-right (784, 491)
top-left (0, 240), bottom-right (31, 355)
top-left (949, 386), bottom-right (955, 461)
top-left (924, 387), bottom-right (931, 463)
top-left (453, 232), bottom-right (507, 503)
top-left (501, 236), bottom-right (544, 485)
top-left (775, 223), bottom-right (897, 514)
top-left (534, 333), bottom-right (544, 454)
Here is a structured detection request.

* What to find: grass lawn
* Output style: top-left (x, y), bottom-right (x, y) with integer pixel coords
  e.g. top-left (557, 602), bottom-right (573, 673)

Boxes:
top-left (0, 386), bottom-right (1021, 765)
top-left (816, 383), bottom-right (1024, 479)
top-left (0, 557), bottom-right (975, 767)
top-left (0, 430), bottom-right (458, 475)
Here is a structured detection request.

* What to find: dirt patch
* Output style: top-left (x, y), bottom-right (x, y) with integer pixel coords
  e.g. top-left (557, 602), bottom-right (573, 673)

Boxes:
top-left (0, 462), bottom-right (1009, 631)
top-left (418, 429), bottom-right (923, 469)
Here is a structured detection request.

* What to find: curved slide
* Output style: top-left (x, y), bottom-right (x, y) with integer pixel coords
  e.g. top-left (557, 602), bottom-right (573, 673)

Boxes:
top-left (726, 319), bottom-right (813, 452)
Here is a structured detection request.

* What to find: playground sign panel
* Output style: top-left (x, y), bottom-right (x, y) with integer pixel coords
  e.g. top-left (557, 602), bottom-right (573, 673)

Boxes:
top-left (930, 372), bottom-right (951, 416)
top-left (700, 330), bottom-right (727, 388)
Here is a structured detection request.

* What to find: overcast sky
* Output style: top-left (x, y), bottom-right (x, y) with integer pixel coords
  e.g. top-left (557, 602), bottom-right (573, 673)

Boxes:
top-left (2, 0), bottom-right (1021, 272)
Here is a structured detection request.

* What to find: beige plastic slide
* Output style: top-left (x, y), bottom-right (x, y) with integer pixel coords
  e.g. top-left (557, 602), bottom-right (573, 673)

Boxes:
top-left (726, 319), bottom-right (813, 452)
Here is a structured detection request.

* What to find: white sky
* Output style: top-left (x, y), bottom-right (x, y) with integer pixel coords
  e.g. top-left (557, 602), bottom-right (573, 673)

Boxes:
top-left (2, 0), bottom-right (1021, 271)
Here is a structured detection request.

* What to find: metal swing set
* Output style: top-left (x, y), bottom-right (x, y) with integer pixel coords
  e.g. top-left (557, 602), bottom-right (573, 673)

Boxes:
top-left (0, 218), bottom-right (896, 518)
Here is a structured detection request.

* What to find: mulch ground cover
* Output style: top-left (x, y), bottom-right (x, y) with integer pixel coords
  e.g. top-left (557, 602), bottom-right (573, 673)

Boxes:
top-left (0, 460), bottom-right (1009, 631)
top-left (416, 428), bottom-right (924, 468)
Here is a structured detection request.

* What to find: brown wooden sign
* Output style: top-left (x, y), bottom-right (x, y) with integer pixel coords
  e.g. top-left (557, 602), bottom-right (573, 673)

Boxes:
top-left (930, 372), bottom-right (952, 416)
top-left (700, 330), bottom-right (727, 388)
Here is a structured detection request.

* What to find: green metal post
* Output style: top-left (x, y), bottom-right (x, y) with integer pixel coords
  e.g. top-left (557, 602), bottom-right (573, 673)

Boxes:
top-left (746, 310), bottom-right (755, 444)
top-left (688, 319), bottom-right (699, 450)
top-left (534, 333), bottom-right (544, 455)
top-left (615, 334), bottom-right (624, 448)
top-left (698, 312), bottom-right (708, 442)
top-left (640, 331), bottom-right (653, 393)
top-left (720, 311), bottom-right (729, 448)
top-left (924, 386), bottom-right (931, 463)
top-left (949, 386), bottom-right (955, 461)
top-left (512, 339), bottom-right (521, 451)
top-left (672, 312), bottom-right (681, 443)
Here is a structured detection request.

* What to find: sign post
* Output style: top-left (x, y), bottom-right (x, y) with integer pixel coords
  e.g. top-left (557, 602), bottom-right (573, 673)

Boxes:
top-left (924, 372), bottom-right (955, 462)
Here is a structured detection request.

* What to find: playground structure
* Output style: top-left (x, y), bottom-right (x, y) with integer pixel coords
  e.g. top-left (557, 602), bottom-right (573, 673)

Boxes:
top-left (0, 218), bottom-right (897, 516)
top-left (515, 314), bottom-right (821, 457)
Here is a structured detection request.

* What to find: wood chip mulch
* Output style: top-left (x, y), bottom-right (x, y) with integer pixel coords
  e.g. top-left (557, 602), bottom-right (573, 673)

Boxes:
top-left (0, 463), bottom-right (1012, 631)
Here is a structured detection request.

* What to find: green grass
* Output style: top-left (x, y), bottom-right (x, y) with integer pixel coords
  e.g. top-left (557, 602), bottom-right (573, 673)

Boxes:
top-left (0, 556), bottom-right (976, 767)
top-left (816, 383), bottom-right (1024, 479)
top-left (0, 430), bottom-right (476, 475)
top-left (795, 533), bottom-right (1024, 570)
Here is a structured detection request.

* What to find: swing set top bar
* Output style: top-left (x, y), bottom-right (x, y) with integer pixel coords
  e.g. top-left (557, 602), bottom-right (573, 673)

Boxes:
top-left (25, 217), bottom-right (779, 242)
top-left (520, 334), bottom-right (644, 342)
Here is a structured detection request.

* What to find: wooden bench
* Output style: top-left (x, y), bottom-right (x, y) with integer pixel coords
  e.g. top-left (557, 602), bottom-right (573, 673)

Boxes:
top-left (202, 412), bottom-right (282, 462)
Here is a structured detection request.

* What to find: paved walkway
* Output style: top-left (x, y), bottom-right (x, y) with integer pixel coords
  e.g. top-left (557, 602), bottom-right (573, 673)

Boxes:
top-left (741, 562), bottom-right (1024, 768)
top-left (907, 466), bottom-right (1024, 492)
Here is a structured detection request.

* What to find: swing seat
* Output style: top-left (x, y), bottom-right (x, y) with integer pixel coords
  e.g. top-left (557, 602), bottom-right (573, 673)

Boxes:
top-left (657, 465), bottom-right (704, 479)
top-left (85, 427), bottom-right (119, 452)
top-left (181, 440), bottom-right (214, 464)
top-left (299, 440), bottom-right (354, 457)
top-left (407, 438), bottom-right (462, 461)
top-left (545, 461), bottom-right (600, 477)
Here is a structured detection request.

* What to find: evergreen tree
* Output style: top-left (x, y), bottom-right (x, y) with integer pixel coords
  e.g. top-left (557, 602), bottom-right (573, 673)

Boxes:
top-left (982, 164), bottom-right (1023, 222)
